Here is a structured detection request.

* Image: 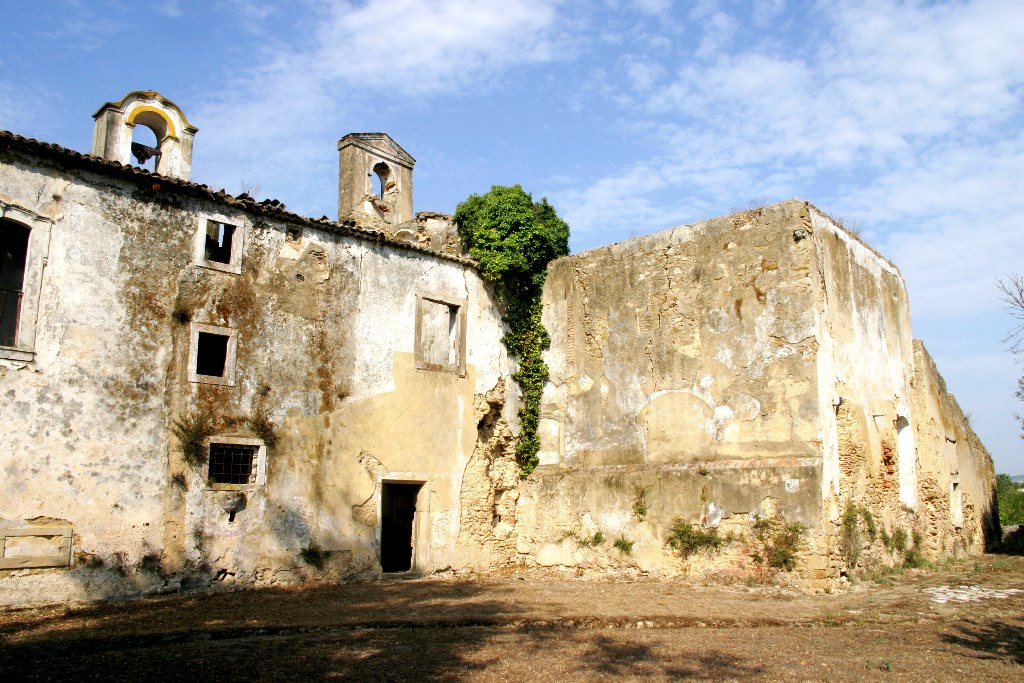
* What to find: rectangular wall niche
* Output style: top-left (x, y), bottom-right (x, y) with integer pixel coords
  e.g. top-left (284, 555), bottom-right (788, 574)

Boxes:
top-left (415, 294), bottom-right (466, 375)
top-left (0, 526), bottom-right (72, 569)
top-left (188, 323), bottom-right (237, 386)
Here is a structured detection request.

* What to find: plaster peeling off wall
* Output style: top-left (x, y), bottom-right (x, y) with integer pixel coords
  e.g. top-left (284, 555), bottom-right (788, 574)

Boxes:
top-left (540, 201), bottom-right (823, 468)
top-left (910, 340), bottom-right (998, 557)
top-left (523, 201), bottom-right (826, 577)
top-left (0, 143), bottom-right (515, 607)
top-left (809, 208), bottom-right (917, 510)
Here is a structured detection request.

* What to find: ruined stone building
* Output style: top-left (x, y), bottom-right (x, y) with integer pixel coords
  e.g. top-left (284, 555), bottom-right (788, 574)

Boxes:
top-left (0, 92), bottom-right (997, 606)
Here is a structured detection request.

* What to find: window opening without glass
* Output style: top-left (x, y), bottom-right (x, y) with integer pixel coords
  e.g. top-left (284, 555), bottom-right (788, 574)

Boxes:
top-left (0, 220), bottom-right (29, 346)
top-left (204, 221), bottom-right (236, 264)
top-left (195, 332), bottom-right (229, 377)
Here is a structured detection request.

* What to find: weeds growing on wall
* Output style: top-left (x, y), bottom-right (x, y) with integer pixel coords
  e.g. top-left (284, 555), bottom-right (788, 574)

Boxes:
top-left (245, 404), bottom-right (279, 449)
top-left (751, 515), bottom-right (805, 572)
top-left (840, 501), bottom-right (862, 568)
top-left (455, 185), bottom-right (570, 476)
top-left (613, 535), bottom-right (634, 555)
top-left (861, 508), bottom-right (878, 541)
top-left (632, 484), bottom-right (651, 522)
top-left (666, 518), bottom-right (722, 558)
top-left (172, 409), bottom-right (216, 467)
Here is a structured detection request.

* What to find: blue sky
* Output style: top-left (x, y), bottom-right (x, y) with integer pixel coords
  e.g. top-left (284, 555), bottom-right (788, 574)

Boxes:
top-left (3, 0), bottom-right (1023, 473)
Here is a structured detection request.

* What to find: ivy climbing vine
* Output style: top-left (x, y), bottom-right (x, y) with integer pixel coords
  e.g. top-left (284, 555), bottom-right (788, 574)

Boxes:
top-left (454, 185), bottom-right (570, 475)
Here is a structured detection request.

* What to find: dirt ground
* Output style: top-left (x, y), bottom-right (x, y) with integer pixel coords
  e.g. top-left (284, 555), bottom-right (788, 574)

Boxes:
top-left (1, 556), bottom-right (1022, 682)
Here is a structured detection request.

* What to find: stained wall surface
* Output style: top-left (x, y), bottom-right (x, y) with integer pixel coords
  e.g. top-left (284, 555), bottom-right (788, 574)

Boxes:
top-left (0, 141), bottom-right (515, 607)
top-left (522, 202), bottom-right (825, 576)
top-left (910, 340), bottom-right (998, 556)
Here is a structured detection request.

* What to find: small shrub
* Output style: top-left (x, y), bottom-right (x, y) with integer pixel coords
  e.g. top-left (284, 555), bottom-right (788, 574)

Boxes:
top-left (752, 516), bottom-right (805, 571)
top-left (171, 300), bottom-right (191, 324)
top-left (903, 531), bottom-right (931, 569)
top-left (861, 508), bottom-right (877, 541)
top-left (171, 409), bottom-right (216, 467)
top-left (891, 527), bottom-right (909, 552)
top-left (300, 543), bottom-right (330, 569)
top-left (666, 518), bottom-right (722, 558)
top-left (139, 552), bottom-right (162, 574)
top-left (575, 531), bottom-right (605, 548)
top-left (613, 536), bottom-right (634, 555)
top-left (840, 501), bottom-right (861, 568)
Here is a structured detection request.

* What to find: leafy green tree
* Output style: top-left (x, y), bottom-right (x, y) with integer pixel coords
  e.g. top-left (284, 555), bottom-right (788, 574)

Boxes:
top-left (995, 474), bottom-right (1024, 526)
top-left (454, 185), bottom-right (569, 475)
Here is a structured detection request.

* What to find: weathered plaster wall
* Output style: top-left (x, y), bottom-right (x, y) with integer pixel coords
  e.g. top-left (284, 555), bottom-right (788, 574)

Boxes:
top-left (0, 155), bottom-right (179, 604)
top-left (0, 148), bottom-right (516, 606)
top-left (521, 201), bottom-right (824, 577)
top-left (910, 340), bottom-right (998, 557)
top-left (806, 208), bottom-right (922, 573)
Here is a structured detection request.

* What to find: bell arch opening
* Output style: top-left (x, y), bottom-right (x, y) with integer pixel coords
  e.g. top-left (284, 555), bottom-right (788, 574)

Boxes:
top-left (372, 162), bottom-right (391, 199)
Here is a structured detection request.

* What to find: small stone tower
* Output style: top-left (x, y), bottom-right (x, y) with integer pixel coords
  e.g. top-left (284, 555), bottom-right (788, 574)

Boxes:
top-left (91, 91), bottom-right (197, 181)
top-left (337, 133), bottom-right (415, 226)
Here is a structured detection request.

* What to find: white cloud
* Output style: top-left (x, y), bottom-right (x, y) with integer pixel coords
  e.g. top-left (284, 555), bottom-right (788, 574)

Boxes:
top-left (560, 0), bottom-right (1024, 324)
top-left (752, 0), bottom-right (785, 26)
top-left (190, 0), bottom-right (566, 212)
top-left (693, 11), bottom-right (737, 59)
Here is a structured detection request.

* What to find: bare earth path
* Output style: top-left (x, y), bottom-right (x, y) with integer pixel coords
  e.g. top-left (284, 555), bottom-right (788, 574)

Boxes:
top-left (1, 556), bottom-right (1022, 682)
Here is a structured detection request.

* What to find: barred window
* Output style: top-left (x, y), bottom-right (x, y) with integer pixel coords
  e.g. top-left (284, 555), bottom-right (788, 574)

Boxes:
top-left (208, 443), bottom-right (258, 485)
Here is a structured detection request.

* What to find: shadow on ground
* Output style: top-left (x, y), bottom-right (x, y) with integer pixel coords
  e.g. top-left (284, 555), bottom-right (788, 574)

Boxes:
top-left (941, 617), bottom-right (1024, 666)
top-left (0, 580), bottom-right (521, 681)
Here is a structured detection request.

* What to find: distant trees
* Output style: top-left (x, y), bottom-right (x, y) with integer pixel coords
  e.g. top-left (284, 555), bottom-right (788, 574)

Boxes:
top-left (995, 474), bottom-right (1024, 526)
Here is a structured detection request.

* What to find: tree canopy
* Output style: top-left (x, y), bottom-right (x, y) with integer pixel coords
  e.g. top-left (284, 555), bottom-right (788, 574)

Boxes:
top-left (454, 184), bottom-right (569, 287)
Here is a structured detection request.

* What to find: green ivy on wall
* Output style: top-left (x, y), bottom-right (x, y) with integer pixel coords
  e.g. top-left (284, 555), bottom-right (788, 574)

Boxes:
top-left (454, 185), bottom-right (569, 475)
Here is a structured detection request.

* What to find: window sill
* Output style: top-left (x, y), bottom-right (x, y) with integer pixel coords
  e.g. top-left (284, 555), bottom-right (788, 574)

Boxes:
top-left (188, 372), bottom-right (235, 386)
top-left (196, 259), bottom-right (242, 275)
top-left (207, 482), bottom-right (258, 492)
top-left (0, 346), bottom-right (34, 362)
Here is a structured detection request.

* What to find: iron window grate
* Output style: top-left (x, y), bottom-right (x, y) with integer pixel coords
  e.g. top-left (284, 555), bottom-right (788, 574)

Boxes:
top-left (208, 443), bottom-right (258, 485)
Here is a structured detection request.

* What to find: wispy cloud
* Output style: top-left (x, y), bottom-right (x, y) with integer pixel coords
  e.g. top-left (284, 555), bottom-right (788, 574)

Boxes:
top-left (557, 0), bottom-right (1024, 322)
top-left (192, 0), bottom-right (566, 212)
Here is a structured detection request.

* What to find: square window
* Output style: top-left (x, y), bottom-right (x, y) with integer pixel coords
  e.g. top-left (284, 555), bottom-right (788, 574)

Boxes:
top-left (204, 221), bottom-right (236, 264)
top-left (208, 443), bottom-right (258, 484)
top-left (188, 323), bottom-right (237, 385)
top-left (203, 436), bottom-right (267, 490)
top-left (195, 217), bottom-right (243, 274)
top-left (415, 294), bottom-right (466, 375)
top-left (196, 332), bottom-right (229, 377)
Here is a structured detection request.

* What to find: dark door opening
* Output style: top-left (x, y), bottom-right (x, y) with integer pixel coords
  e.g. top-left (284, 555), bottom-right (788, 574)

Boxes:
top-left (381, 482), bottom-right (421, 572)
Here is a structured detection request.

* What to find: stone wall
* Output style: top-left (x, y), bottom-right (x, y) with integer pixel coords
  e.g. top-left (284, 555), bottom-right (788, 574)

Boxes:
top-left (806, 208), bottom-right (922, 575)
top-left (910, 340), bottom-right (998, 557)
top-left (521, 201), bottom-right (825, 578)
